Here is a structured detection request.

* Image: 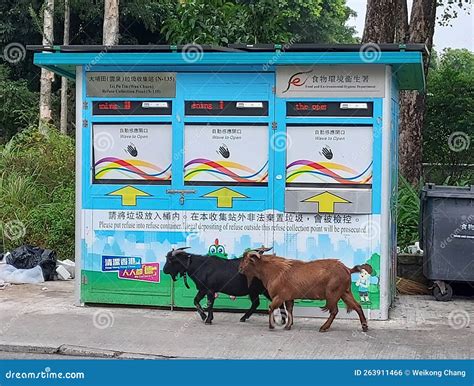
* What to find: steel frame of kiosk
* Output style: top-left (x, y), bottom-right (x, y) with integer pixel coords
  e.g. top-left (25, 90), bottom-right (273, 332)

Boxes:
top-left (31, 44), bottom-right (426, 320)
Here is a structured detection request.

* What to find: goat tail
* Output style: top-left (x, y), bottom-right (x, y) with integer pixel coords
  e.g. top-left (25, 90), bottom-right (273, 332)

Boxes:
top-left (350, 263), bottom-right (373, 274)
top-left (350, 265), bottom-right (362, 273)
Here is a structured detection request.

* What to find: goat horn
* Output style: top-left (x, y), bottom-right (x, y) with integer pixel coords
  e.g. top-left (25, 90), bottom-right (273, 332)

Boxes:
top-left (172, 247), bottom-right (190, 256)
top-left (253, 246), bottom-right (273, 254)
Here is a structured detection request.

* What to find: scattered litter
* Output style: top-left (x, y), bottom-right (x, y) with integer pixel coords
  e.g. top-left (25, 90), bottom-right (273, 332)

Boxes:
top-left (0, 264), bottom-right (45, 284)
top-left (0, 283), bottom-right (11, 290)
top-left (41, 287), bottom-right (48, 291)
top-left (406, 242), bottom-right (423, 255)
top-left (57, 259), bottom-right (75, 279)
top-left (0, 252), bottom-right (9, 264)
top-left (1, 245), bottom-right (57, 281)
top-left (0, 279), bottom-right (11, 290)
top-left (56, 265), bottom-right (71, 280)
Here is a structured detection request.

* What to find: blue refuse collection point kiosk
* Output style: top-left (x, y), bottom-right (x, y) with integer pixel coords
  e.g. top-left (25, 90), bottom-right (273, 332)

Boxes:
top-left (30, 43), bottom-right (426, 320)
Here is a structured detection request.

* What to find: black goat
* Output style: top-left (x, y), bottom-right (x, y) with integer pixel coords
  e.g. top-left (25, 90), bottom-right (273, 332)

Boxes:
top-left (163, 247), bottom-right (273, 324)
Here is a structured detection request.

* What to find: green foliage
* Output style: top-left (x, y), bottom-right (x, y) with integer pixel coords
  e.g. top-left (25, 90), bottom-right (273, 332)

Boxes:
top-left (0, 127), bottom-right (75, 259)
top-left (162, 0), bottom-right (357, 45)
top-left (397, 176), bottom-right (421, 249)
top-left (0, 65), bottom-right (38, 142)
top-left (423, 49), bottom-right (474, 184)
top-left (162, 0), bottom-right (252, 45)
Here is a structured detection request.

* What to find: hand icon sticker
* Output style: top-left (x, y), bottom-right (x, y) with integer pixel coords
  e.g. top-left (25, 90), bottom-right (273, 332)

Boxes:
top-left (320, 146), bottom-right (333, 160)
top-left (125, 143), bottom-right (138, 157)
top-left (216, 144), bottom-right (230, 159)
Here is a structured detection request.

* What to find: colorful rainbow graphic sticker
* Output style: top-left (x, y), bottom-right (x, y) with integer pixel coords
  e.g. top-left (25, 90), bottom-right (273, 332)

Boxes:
top-left (95, 157), bottom-right (171, 181)
top-left (286, 160), bottom-right (372, 184)
top-left (184, 159), bottom-right (268, 183)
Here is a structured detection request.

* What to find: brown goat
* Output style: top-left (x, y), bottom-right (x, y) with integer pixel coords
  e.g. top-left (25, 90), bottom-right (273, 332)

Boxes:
top-left (239, 248), bottom-right (371, 332)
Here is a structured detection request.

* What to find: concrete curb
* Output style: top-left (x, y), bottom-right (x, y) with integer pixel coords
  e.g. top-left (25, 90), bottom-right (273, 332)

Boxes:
top-left (0, 344), bottom-right (58, 355)
top-left (0, 344), bottom-right (183, 360)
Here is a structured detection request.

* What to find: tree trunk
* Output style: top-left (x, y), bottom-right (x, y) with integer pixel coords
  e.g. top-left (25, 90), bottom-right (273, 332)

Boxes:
top-left (362, 0), bottom-right (397, 43)
top-left (398, 0), bottom-right (437, 185)
top-left (60, 0), bottom-right (70, 135)
top-left (103, 0), bottom-right (119, 45)
top-left (394, 0), bottom-right (409, 43)
top-left (39, 0), bottom-right (55, 134)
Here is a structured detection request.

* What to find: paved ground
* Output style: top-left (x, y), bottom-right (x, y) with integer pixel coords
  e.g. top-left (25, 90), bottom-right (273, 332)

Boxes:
top-left (0, 281), bottom-right (472, 359)
top-left (0, 351), bottom-right (100, 360)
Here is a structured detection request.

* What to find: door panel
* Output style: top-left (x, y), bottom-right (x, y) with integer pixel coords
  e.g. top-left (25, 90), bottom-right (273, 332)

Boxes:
top-left (171, 72), bottom-right (274, 310)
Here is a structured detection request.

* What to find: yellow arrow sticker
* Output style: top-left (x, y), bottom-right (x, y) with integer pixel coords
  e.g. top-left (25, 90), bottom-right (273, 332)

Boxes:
top-left (203, 187), bottom-right (248, 208)
top-left (303, 191), bottom-right (351, 213)
top-left (108, 185), bottom-right (151, 206)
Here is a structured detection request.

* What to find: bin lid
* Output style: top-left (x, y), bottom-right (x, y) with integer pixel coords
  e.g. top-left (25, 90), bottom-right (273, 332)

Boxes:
top-left (27, 43), bottom-right (426, 92)
top-left (421, 184), bottom-right (474, 199)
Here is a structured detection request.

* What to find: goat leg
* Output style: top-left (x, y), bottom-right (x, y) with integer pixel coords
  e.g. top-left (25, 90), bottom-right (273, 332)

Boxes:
top-left (268, 298), bottom-right (282, 330)
top-left (319, 302), bottom-right (339, 333)
top-left (341, 290), bottom-right (368, 332)
top-left (204, 292), bottom-right (215, 325)
top-left (193, 289), bottom-right (207, 321)
top-left (240, 291), bottom-right (260, 322)
top-left (284, 300), bottom-right (294, 330)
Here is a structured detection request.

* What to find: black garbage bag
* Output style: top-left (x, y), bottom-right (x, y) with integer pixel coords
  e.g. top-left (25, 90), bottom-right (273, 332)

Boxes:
top-left (2, 245), bottom-right (57, 281)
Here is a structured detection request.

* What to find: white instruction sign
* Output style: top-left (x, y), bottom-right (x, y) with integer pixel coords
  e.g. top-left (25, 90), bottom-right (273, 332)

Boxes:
top-left (184, 124), bottom-right (268, 184)
top-left (93, 123), bottom-right (172, 182)
top-left (286, 126), bottom-right (373, 184)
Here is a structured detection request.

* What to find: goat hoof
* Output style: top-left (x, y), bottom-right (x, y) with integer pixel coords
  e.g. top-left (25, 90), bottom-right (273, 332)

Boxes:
top-left (319, 327), bottom-right (329, 333)
top-left (362, 325), bottom-right (368, 332)
top-left (205, 320), bottom-right (212, 325)
top-left (240, 317), bottom-right (247, 322)
top-left (284, 326), bottom-right (292, 330)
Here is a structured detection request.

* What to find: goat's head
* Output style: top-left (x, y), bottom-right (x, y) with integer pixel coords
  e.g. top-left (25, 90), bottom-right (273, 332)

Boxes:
top-left (238, 246), bottom-right (272, 276)
top-left (163, 247), bottom-right (191, 281)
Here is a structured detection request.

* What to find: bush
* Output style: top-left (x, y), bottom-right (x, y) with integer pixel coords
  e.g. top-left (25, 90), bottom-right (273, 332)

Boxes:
top-left (0, 127), bottom-right (75, 259)
top-left (0, 65), bottom-right (39, 143)
top-left (397, 176), bottom-right (421, 250)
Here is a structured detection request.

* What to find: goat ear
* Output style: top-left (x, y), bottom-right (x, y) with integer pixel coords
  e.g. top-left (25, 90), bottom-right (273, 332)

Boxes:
top-left (248, 251), bottom-right (261, 261)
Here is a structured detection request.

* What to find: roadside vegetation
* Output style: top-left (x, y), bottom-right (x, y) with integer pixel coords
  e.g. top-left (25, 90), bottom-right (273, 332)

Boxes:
top-left (0, 127), bottom-right (75, 258)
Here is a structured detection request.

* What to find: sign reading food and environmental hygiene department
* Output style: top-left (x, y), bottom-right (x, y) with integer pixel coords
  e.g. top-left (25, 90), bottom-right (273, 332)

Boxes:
top-left (93, 123), bottom-right (172, 183)
top-left (184, 124), bottom-right (269, 184)
top-left (86, 72), bottom-right (176, 97)
top-left (276, 65), bottom-right (385, 98)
